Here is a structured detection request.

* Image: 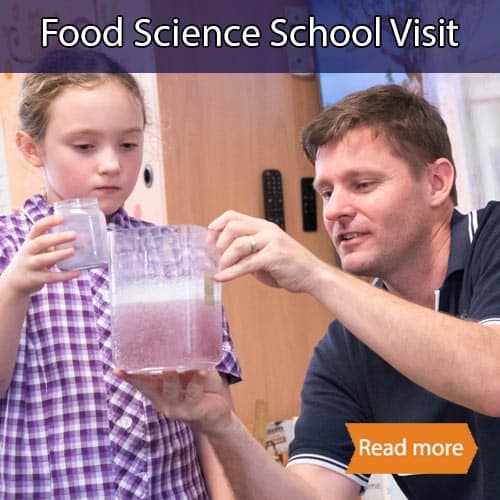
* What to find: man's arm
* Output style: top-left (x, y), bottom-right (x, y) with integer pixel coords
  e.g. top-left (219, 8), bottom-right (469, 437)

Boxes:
top-left (209, 210), bottom-right (500, 416)
top-left (207, 411), bottom-right (360, 500)
top-left (117, 369), bottom-right (361, 500)
top-left (194, 378), bottom-right (235, 499)
top-left (311, 265), bottom-right (500, 417)
top-left (195, 434), bottom-right (235, 499)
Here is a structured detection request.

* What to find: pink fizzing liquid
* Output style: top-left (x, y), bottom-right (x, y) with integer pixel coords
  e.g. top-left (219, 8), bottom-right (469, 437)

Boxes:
top-left (112, 281), bottom-right (223, 373)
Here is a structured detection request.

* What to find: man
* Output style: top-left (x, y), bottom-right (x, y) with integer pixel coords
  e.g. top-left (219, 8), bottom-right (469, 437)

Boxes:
top-left (118, 85), bottom-right (500, 499)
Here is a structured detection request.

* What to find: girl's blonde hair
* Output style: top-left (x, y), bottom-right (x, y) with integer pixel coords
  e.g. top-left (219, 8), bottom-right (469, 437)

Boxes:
top-left (19, 50), bottom-right (147, 142)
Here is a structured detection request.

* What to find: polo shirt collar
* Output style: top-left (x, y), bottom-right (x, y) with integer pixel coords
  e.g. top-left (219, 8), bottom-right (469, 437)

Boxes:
top-left (373, 209), bottom-right (470, 292)
top-left (433, 209), bottom-right (474, 313)
top-left (445, 209), bottom-right (471, 278)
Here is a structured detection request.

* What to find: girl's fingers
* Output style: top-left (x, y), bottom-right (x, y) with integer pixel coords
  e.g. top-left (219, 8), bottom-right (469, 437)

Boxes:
top-left (27, 231), bottom-right (77, 254)
top-left (39, 269), bottom-right (80, 284)
top-left (28, 215), bottom-right (65, 238)
top-left (27, 247), bottom-right (76, 270)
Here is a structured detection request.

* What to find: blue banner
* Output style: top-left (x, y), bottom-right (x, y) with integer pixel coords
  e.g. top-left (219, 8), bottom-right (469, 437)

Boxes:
top-left (0, 0), bottom-right (497, 72)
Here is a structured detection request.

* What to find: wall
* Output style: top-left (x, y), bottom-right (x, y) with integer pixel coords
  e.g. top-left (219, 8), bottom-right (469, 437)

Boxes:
top-left (423, 73), bottom-right (500, 212)
top-left (0, 73), bottom-right (44, 211)
top-left (155, 73), bottom-right (335, 423)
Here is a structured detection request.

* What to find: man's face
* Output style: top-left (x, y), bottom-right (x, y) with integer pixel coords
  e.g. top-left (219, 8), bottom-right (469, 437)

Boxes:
top-left (314, 127), bottom-right (433, 281)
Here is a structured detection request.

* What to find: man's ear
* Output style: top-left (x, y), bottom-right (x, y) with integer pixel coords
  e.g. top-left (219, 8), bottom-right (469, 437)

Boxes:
top-left (427, 158), bottom-right (455, 207)
top-left (15, 130), bottom-right (44, 167)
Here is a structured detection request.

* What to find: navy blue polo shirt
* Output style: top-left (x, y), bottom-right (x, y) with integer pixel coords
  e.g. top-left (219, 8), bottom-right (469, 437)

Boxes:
top-left (288, 202), bottom-right (500, 499)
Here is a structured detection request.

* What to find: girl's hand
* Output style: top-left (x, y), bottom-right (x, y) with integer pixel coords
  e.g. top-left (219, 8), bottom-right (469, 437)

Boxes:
top-left (3, 214), bottom-right (80, 296)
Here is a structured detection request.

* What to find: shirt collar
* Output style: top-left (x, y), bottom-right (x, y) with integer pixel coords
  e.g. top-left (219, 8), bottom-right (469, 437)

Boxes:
top-left (445, 209), bottom-right (470, 278)
top-left (372, 209), bottom-right (470, 290)
top-left (22, 194), bottom-right (130, 228)
top-left (22, 194), bottom-right (52, 224)
top-left (106, 206), bottom-right (133, 228)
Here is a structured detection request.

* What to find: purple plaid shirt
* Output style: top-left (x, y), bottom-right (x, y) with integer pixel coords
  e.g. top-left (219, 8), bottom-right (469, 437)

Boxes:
top-left (0, 195), bottom-right (242, 499)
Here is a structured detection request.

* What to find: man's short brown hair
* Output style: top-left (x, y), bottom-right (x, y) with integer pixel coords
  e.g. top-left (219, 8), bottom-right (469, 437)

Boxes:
top-left (301, 84), bottom-right (457, 204)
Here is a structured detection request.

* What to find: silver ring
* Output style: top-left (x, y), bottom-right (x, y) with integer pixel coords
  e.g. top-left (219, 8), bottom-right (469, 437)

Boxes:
top-left (249, 236), bottom-right (258, 254)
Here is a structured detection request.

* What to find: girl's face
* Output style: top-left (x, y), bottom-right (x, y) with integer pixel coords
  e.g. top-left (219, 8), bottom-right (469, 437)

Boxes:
top-left (37, 80), bottom-right (144, 216)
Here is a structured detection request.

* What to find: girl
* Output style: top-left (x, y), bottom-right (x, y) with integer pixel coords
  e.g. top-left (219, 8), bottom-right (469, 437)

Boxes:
top-left (0, 50), bottom-right (240, 498)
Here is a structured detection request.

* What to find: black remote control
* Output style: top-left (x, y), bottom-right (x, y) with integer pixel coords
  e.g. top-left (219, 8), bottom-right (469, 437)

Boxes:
top-left (262, 169), bottom-right (285, 230)
top-left (301, 177), bottom-right (317, 231)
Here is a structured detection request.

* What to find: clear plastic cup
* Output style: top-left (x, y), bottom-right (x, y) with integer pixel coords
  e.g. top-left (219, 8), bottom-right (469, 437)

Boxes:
top-left (53, 198), bottom-right (108, 271)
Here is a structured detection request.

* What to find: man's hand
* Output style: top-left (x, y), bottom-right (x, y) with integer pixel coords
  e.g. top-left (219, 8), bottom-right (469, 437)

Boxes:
top-left (115, 369), bottom-right (233, 436)
top-left (208, 210), bottom-right (329, 294)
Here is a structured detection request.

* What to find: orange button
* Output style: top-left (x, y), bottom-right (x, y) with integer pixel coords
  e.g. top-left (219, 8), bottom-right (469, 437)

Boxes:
top-left (346, 423), bottom-right (477, 474)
